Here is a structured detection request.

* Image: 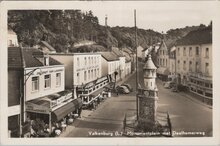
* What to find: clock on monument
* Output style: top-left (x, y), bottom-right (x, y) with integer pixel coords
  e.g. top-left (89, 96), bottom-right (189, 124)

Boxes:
top-left (144, 90), bottom-right (150, 97)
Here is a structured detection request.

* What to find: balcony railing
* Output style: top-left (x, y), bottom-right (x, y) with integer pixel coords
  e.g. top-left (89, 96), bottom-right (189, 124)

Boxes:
top-left (189, 72), bottom-right (212, 81)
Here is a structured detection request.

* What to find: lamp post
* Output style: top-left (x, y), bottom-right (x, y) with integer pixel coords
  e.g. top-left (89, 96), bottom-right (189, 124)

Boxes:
top-left (19, 67), bottom-right (42, 137)
top-left (134, 9), bottom-right (139, 121)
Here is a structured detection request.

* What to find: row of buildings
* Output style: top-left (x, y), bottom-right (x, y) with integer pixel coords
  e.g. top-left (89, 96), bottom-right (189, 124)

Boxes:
top-left (7, 29), bottom-right (132, 137)
top-left (143, 26), bottom-right (212, 105)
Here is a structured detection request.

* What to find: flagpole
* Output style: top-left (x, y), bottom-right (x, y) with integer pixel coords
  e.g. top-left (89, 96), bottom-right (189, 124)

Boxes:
top-left (134, 9), bottom-right (139, 121)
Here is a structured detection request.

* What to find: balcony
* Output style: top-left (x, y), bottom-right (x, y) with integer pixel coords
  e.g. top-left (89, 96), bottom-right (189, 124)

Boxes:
top-left (189, 72), bottom-right (212, 81)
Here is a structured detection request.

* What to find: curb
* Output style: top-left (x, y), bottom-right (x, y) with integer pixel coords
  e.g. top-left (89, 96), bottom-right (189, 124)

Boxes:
top-left (179, 92), bottom-right (212, 109)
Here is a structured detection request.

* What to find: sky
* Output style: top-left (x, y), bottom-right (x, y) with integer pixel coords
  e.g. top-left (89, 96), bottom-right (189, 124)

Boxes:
top-left (76, 1), bottom-right (215, 33)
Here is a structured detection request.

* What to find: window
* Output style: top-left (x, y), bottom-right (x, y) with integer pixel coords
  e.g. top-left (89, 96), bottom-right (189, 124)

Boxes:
top-left (189, 47), bottom-right (192, 56)
top-left (178, 48), bottom-right (180, 56)
top-left (88, 57), bottom-right (90, 65)
top-left (84, 71), bottom-right (87, 81)
top-left (97, 68), bottom-right (99, 77)
top-left (32, 77), bottom-right (39, 91)
top-left (77, 58), bottom-right (80, 66)
top-left (178, 60), bottom-right (180, 69)
top-left (160, 59), bottom-right (162, 66)
top-left (163, 50), bottom-right (164, 55)
top-left (166, 59), bottom-right (167, 67)
top-left (196, 62), bottom-right (199, 72)
top-left (196, 47), bottom-right (199, 55)
top-left (84, 57), bottom-right (87, 66)
top-left (88, 70), bottom-right (90, 80)
top-left (206, 48), bottom-right (209, 58)
top-left (183, 47), bottom-right (186, 56)
top-left (91, 70), bottom-right (93, 79)
top-left (183, 61), bottom-right (186, 70)
top-left (94, 69), bottom-right (97, 78)
top-left (205, 63), bottom-right (209, 75)
top-left (56, 73), bottom-right (61, 86)
top-left (44, 75), bottom-right (51, 88)
top-left (163, 59), bottom-right (165, 66)
top-left (77, 73), bottom-right (80, 84)
top-left (189, 61), bottom-right (192, 71)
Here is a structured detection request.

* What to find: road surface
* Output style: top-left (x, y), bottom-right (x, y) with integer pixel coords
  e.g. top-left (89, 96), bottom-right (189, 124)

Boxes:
top-left (63, 65), bottom-right (212, 137)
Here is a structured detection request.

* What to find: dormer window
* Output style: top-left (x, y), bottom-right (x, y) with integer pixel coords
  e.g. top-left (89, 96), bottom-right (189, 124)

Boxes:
top-left (44, 56), bottom-right (49, 66)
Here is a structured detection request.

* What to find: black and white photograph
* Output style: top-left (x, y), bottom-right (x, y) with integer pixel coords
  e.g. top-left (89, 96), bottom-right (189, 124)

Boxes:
top-left (1, 0), bottom-right (220, 145)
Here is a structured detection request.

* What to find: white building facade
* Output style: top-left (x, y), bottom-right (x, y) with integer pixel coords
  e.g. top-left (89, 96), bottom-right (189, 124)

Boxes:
top-left (175, 26), bottom-right (212, 104)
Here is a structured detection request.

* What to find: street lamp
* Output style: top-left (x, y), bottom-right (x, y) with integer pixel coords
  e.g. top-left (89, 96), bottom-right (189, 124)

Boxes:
top-left (19, 67), bottom-right (42, 137)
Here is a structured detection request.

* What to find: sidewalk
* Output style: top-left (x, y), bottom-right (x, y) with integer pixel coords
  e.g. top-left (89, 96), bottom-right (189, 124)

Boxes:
top-left (179, 91), bottom-right (212, 109)
top-left (59, 72), bottom-right (135, 137)
top-left (158, 79), bottom-right (212, 109)
top-left (117, 71), bottom-right (136, 85)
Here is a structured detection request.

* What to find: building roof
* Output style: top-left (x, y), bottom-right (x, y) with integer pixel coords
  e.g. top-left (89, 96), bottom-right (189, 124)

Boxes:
top-left (22, 48), bottom-right (62, 68)
top-left (112, 47), bottom-right (124, 57)
top-left (8, 47), bottom-right (24, 69)
top-left (100, 52), bottom-right (119, 61)
top-left (176, 26), bottom-right (212, 46)
top-left (40, 41), bottom-right (56, 52)
top-left (143, 55), bottom-right (157, 70)
top-left (8, 47), bottom-right (63, 69)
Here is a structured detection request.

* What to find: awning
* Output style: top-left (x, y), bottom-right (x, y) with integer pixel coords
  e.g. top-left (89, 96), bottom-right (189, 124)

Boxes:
top-left (157, 67), bottom-right (170, 75)
top-left (51, 98), bottom-right (82, 122)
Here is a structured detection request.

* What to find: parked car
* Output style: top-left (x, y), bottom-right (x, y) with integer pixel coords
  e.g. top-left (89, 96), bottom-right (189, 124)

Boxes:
top-left (164, 81), bottom-right (175, 89)
top-left (116, 85), bottom-right (130, 94)
top-left (121, 83), bottom-right (133, 92)
top-left (177, 84), bottom-right (188, 92)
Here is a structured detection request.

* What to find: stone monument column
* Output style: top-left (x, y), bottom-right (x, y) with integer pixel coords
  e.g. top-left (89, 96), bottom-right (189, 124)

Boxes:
top-left (138, 54), bottom-right (158, 124)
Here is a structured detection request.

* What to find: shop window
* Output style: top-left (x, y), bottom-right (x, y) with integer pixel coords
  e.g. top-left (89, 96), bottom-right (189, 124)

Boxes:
top-left (56, 73), bottom-right (61, 87)
top-left (32, 76), bottom-right (39, 91)
top-left (44, 75), bottom-right (51, 89)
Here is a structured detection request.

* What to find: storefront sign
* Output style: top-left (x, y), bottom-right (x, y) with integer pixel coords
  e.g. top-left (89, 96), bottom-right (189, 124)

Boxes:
top-left (26, 102), bottom-right (50, 114)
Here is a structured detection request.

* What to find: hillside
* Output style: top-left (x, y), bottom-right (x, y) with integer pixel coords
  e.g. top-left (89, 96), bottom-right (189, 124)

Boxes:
top-left (8, 10), bottom-right (208, 52)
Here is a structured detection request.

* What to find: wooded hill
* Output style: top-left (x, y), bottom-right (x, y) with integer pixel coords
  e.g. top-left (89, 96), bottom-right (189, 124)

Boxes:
top-left (8, 10), bottom-right (208, 52)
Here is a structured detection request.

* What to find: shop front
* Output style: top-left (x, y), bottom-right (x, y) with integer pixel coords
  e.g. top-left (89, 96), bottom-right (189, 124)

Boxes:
top-left (25, 90), bottom-right (82, 137)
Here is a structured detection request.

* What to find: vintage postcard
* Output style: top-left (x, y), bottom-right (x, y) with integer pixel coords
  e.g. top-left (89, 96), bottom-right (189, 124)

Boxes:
top-left (0, 0), bottom-right (220, 145)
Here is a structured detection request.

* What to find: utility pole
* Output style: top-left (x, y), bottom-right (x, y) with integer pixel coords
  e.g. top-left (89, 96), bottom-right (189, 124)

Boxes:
top-left (134, 9), bottom-right (139, 121)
